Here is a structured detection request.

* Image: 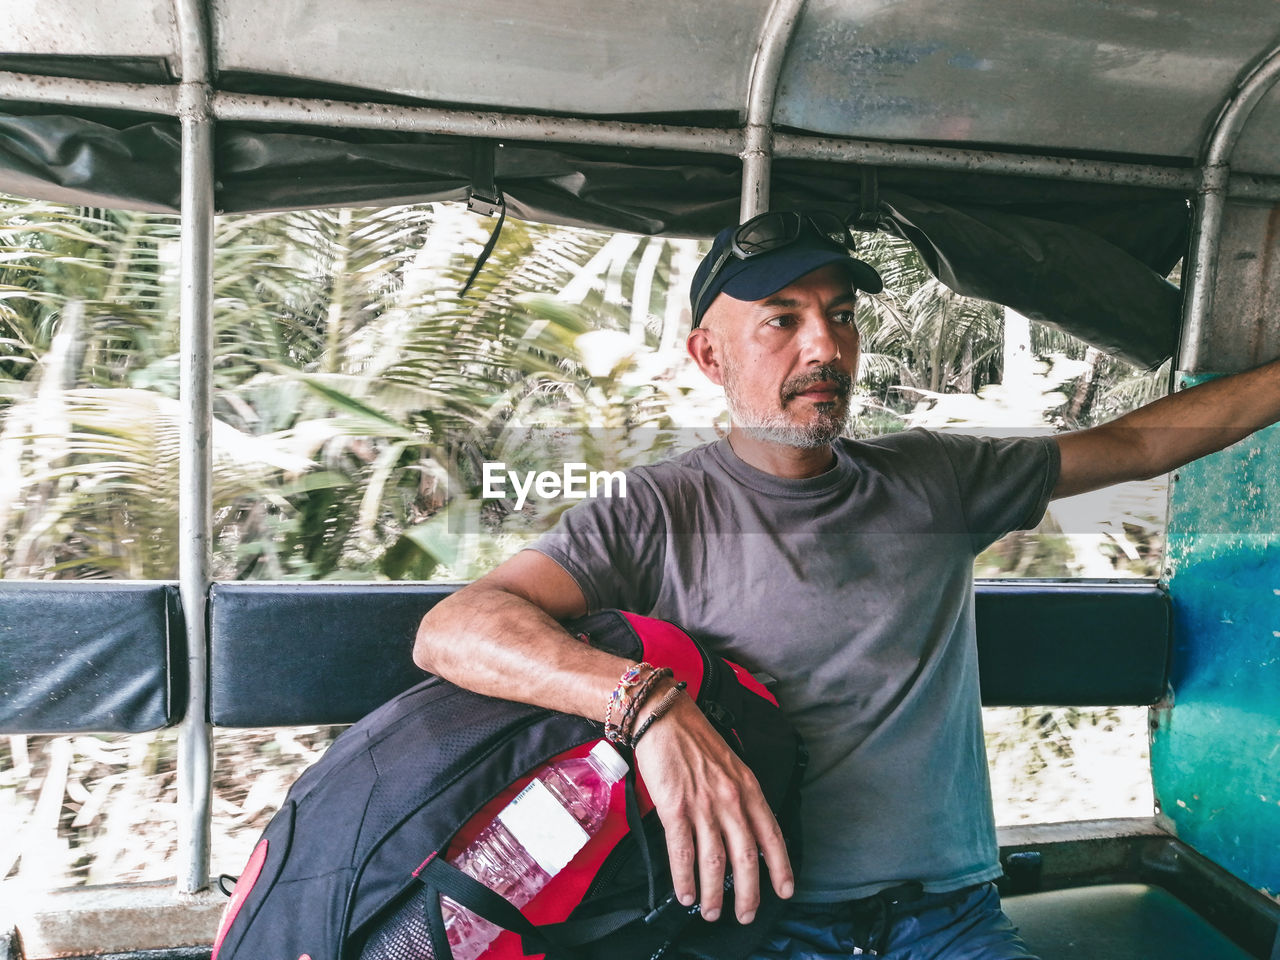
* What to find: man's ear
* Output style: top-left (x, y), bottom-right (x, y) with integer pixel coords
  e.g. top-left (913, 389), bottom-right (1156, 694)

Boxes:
top-left (686, 327), bottom-right (724, 386)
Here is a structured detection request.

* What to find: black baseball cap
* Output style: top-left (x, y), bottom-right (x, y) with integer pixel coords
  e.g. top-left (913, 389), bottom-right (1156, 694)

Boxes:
top-left (690, 216), bottom-right (883, 328)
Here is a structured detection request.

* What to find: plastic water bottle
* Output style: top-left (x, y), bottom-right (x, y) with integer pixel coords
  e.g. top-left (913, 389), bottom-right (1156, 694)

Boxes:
top-left (442, 741), bottom-right (630, 960)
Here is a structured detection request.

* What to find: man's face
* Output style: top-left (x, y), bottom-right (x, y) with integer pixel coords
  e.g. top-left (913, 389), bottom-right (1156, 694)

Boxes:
top-left (691, 264), bottom-right (861, 449)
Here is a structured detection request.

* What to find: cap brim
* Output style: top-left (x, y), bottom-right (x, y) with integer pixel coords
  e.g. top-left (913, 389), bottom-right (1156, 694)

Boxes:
top-left (719, 245), bottom-right (883, 303)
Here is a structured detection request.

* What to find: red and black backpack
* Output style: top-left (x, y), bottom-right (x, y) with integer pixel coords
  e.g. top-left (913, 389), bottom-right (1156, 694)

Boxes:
top-left (211, 610), bottom-right (807, 960)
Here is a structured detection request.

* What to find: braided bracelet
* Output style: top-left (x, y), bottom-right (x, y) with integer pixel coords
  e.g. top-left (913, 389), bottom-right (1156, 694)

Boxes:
top-left (604, 661), bottom-right (651, 743)
top-left (629, 680), bottom-right (688, 748)
top-left (617, 666), bottom-right (672, 741)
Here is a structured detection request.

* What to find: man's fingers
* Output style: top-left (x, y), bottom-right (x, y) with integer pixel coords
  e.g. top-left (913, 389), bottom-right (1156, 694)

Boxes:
top-left (694, 823), bottom-right (727, 921)
top-left (722, 819), bottom-right (762, 924)
top-left (751, 805), bottom-right (795, 901)
top-left (663, 817), bottom-right (698, 908)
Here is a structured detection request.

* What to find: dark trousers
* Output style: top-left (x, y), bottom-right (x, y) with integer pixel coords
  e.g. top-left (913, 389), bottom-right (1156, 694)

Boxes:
top-left (750, 882), bottom-right (1040, 960)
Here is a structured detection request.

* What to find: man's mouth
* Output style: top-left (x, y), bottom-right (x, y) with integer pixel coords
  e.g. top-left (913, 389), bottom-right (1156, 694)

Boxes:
top-left (782, 369), bottom-right (852, 406)
top-left (792, 381), bottom-right (843, 403)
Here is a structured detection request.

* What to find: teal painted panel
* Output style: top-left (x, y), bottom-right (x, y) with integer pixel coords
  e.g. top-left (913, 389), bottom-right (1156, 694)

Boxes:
top-left (1154, 377), bottom-right (1280, 899)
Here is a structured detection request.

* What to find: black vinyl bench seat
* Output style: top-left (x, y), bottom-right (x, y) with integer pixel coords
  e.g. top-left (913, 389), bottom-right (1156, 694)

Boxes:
top-left (0, 582), bottom-right (181, 734)
top-left (0, 579), bottom-right (1171, 732)
top-left (1004, 884), bottom-right (1257, 959)
top-left (997, 824), bottom-right (1280, 959)
top-left (207, 579), bottom-right (1172, 727)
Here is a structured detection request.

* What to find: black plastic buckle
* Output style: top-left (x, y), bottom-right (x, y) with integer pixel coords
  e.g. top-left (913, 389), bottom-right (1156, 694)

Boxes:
top-left (467, 191), bottom-right (504, 218)
top-left (875, 880), bottom-right (925, 906)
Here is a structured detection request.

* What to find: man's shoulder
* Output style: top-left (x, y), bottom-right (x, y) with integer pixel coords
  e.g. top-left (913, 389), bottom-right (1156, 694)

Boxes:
top-left (836, 428), bottom-right (946, 462)
top-left (837, 429), bottom-right (1058, 524)
top-left (838, 428), bottom-right (1043, 459)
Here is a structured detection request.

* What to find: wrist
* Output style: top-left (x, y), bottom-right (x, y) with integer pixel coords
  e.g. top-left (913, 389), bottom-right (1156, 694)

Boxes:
top-left (628, 679), bottom-right (688, 748)
top-left (604, 662), bottom-right (672, 744)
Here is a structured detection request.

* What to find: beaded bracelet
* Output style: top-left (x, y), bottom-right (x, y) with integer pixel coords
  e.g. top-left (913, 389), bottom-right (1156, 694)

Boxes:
top-left (629, 680), bottom-right (688, 748)
top-left (617, 666), bottom-right (672, 741)
top-left (604, 661), bottom-right (651, 743)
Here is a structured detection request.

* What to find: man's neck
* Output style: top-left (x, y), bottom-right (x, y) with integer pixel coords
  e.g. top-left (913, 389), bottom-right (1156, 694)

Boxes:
top-left (725, 430), bottom-right (837, 479)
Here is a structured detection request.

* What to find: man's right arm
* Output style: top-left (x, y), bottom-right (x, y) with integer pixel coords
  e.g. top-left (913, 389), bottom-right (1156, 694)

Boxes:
top-left (413, 549), bottom-right (794, 925)
top-left (414, 549), bottom-right (605, 716)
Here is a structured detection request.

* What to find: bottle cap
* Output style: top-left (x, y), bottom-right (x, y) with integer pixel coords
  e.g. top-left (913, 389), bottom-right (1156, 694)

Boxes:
top-left (589, 741), bottom-right (629, 782)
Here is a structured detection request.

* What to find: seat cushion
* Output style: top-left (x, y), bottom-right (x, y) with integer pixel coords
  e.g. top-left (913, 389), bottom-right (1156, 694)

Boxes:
top-left (0, 581), bottom-right (178, 733)
top-left (1003, 883), bottom-right (1255, 959)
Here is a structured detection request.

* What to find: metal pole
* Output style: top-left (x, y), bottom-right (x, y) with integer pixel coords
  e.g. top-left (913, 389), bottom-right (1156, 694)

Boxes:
top-left (740, 0), bottom-right (808, 221)
top-left (9, 70), bottom-right (1280, 202)
top-left (215, 90), bottom-right (1204, 195)
top-left (1179, 39), bottom-right (1280, 373)
top-left (174, 0), bottom-right (215, 896)
top-left (213, 92), bottom-right (742, 156)
top-left (0, 71), bottom-right (177, 113)
top-left (216, 91), bottom-right (1211, 195)
top-left (772, 132), bottom-right (1200, 193)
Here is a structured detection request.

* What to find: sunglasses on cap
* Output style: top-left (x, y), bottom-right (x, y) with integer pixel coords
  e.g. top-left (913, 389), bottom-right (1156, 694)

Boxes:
top-left (690, 210), bottom-right (868, 326)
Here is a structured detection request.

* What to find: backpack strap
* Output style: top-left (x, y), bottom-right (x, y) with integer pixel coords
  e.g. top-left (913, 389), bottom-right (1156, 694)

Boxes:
top-left (420, 856), bottom-right (647, 958)
top-left (421, 871), bottom-right (452, 958)
top-left (619, 748), bottom-right (659, 914)
top-left (420, 857), bottom-right (546, 958)
top-left (417, 756), bottom-right (665, 958)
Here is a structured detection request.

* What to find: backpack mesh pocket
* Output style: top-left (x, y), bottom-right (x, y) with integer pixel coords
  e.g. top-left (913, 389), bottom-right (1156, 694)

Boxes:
top-left (357, 884), bottom-right (438, 960)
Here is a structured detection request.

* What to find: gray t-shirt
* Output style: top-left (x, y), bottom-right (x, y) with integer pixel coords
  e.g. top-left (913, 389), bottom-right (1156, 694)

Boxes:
top-left (531, 429), bottom-right (1060, 902)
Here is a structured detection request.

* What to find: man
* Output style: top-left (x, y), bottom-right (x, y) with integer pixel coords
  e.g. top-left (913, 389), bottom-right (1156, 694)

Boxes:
top-left (415, 211), bottom-right (1280, 958)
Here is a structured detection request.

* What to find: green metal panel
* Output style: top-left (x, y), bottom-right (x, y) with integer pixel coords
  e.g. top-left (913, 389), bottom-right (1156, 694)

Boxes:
top-left (1153, 374), bottom-right (1280, 899)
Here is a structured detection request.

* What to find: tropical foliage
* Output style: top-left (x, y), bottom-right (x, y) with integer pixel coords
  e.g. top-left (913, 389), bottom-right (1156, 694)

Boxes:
top-left (0, 201), bottom-right (717, 582)
top-left (855, 232), bottom-right (1005, 404)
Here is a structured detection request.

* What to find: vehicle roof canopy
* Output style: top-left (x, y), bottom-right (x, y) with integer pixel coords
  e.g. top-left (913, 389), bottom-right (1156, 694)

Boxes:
top-left (4, 0), bottom-right (1279, 365)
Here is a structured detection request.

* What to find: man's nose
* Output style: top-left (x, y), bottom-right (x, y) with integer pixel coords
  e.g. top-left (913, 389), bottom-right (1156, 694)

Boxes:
top-left (798, 316), bottom-right (842, 365)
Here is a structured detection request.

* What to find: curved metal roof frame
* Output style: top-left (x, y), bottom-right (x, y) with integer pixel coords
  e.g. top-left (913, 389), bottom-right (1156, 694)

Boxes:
top-left (1180, 39), bottom-right (1280, 371)
top-left (740, 0), bottom-right (808, 221)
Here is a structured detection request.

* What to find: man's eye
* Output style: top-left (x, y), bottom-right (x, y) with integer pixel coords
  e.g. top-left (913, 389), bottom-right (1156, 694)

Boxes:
top-left (832, 310), bottom-right (858, 326)
top-left (766, 315), bottom-right (797, 328)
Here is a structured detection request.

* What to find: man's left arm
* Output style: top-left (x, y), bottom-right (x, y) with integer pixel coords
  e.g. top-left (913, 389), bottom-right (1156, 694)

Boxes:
top-left (1054, 357), bottom-right (1280, 499)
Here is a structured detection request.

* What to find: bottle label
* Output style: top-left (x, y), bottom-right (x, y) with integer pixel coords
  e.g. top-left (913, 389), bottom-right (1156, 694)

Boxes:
top-left (497, 778), bottom-right (591, 875)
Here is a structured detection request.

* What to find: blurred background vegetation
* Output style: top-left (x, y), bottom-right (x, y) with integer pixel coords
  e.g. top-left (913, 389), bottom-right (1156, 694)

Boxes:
top-left (1, 198), bottom-right (1164, 888)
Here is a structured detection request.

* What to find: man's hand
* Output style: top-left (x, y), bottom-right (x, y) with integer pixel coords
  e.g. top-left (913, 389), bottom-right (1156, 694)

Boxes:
top-left (633, 692), bottom-right (794, 924)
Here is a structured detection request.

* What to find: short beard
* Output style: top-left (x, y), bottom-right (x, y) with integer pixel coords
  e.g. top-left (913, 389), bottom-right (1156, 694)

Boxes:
top-left (722, 361), bottom-right (853, 449)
